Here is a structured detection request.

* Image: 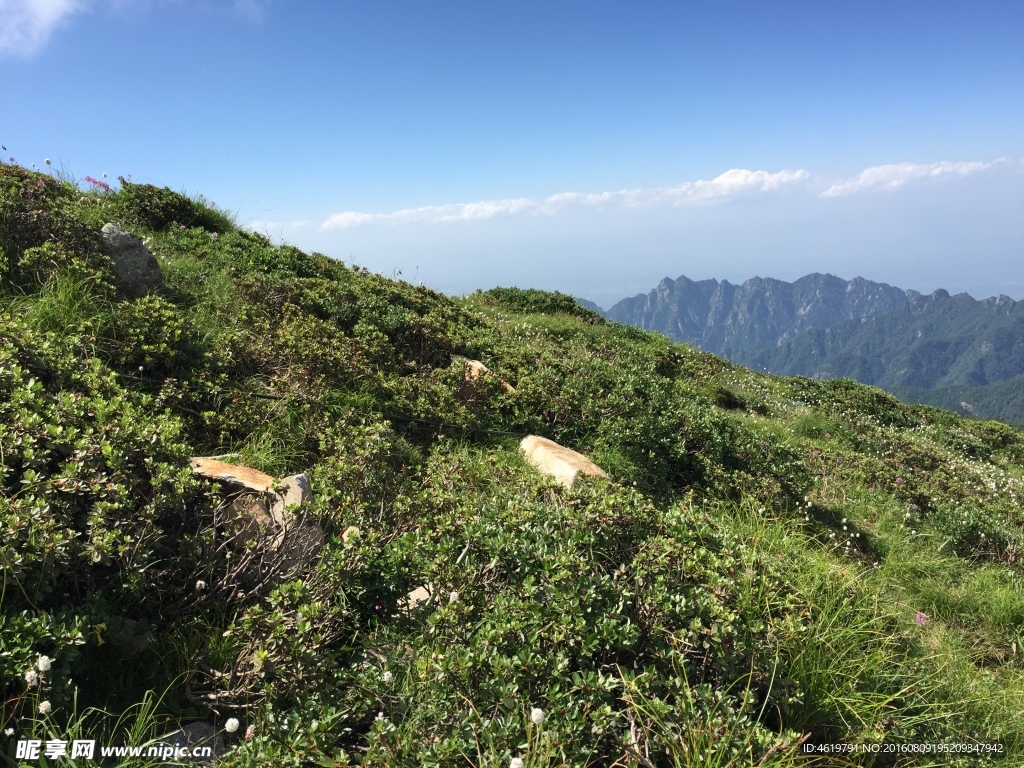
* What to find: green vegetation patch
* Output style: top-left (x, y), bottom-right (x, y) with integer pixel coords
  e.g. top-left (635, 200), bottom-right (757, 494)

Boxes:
top-left (2, 160), bottom-right (1024, 766)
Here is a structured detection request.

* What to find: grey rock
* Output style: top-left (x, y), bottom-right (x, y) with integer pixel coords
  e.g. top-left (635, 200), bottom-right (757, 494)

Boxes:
top-left (270, 473), bottom-right (312, 519)
top-left (99, 222), bottom-right (164, 298)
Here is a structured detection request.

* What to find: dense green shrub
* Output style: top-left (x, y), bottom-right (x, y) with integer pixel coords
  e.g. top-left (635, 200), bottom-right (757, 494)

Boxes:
top-left (475, 286), bottom-right (605, 322)
top-left (111, 179), bottom-right (233, 234)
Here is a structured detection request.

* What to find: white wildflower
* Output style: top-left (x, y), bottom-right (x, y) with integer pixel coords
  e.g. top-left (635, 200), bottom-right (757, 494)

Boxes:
top-left (38, 700), bottom-right (51, 715)
top-left (44, 158), bottom-right (51, 165)
top-left (510, 759), bottom-right (525, 768)
top-left (4, 727), bottom-right (14, 736)
top-left (375, 711), bottom-right (384, 722)
top-left (530, 707), bottom-right (545, 725)
top-left (224, 718), bottom-right (239, 733)
top-left (196, 580), bottom-right (207, 591)
top-left (24, 669), bottom-right (39, 686)
top-left (449, 590), bottom-right (459, 603)
top-left (382, 670), bottom-right (393, 684)
top-left (36, 655), bottom-right (52, 672)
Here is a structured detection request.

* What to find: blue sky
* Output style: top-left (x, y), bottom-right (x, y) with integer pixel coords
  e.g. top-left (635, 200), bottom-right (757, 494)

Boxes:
top-left (3, 0), bottom-right (1022, 308)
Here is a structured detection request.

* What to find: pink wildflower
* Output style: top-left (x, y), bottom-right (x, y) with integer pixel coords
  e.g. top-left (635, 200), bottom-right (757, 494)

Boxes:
top-left (812, 450), bottom-right (820, 457)
top-left (915, 611), bottom-right (927, 626)
top-left (896, 477), bottom-right (904, 484)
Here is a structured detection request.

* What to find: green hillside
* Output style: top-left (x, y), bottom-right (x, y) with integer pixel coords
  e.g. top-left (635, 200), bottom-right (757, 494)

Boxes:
top-left (3, 161), bottom-right (1024, 766)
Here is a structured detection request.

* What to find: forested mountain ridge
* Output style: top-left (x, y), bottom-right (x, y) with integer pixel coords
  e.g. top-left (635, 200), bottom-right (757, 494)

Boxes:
top-left (746, 290), bottom-right (1024, 389)
top-left (606, 273), bottom-right (921, 360)
top-left (605, 273), bottom-right (1024, 423)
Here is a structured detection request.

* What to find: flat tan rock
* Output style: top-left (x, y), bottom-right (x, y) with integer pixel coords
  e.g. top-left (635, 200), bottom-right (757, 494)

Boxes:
top-left (401, 585), bottom-right (432, 612)
top-left (451, 354), bottom-right (515, 393)
top-left (519, 435), bottom-right (608, 489)
top-left (190, 458), bottom-right (275, 492)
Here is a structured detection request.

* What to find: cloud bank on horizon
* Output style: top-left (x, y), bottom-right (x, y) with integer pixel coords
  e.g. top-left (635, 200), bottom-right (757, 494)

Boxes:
top-left (320, 159), bottom-right (1019, 231)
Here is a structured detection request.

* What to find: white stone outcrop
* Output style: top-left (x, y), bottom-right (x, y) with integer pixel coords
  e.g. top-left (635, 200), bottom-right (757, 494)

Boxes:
top-left (519, 435), bottom-right (608, 488)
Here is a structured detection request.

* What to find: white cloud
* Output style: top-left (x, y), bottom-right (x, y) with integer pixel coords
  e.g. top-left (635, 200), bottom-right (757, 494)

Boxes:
top-left (821, 159), bottom-right (1010, 197)
top-left (0, 0), bottom-right (85, 58)
top-left (321, 168), bottom-right (811, 230)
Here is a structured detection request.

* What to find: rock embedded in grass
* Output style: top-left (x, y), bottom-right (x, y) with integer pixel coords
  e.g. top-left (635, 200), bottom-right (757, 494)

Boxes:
top-left (451, 354), bottom-right (516, 393)
top-left (190, 460), bottom-right (323, 567)
top-left (99, 222), bottom-right (164, 298)
top-left (519, 435), bottom-right (609, 488)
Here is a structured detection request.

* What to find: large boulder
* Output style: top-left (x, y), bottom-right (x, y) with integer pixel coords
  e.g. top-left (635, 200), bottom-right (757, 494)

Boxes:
top-left (519, 435), bottom-right (608, 488)
top-left (190, 460), bottom-right (324, 569)
top-left (99, 222), bottom-right (164, 298)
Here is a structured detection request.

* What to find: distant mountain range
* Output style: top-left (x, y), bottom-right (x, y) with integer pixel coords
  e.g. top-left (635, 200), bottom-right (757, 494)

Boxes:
top-left (588, 273), bottom-right (1024, 424)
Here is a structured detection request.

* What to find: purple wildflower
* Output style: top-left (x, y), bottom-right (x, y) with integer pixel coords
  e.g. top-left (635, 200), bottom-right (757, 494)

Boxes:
top-left (915, 612), bottom-right (927, 627)
top-left (896, 477), bottom-right (904, 484)
top-left (812, 450), bottom-right (820, 457)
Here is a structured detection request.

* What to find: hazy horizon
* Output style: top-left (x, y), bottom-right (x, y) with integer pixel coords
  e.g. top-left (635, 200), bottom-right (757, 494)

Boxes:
top-left (5, 1), bottom-right (1022, 305)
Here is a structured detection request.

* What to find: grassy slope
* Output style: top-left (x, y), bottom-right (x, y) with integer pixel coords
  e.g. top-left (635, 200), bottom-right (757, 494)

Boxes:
top-left (2, 162), bottom-right (1024, 767)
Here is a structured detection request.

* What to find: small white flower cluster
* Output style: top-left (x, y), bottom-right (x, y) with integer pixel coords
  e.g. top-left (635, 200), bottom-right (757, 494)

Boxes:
top-left (224, 718), bottom-right (239, 734)
top-left (530, 707), bottom-right (545, 725)
top-left (25, 655), bottom-right (53, 688)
